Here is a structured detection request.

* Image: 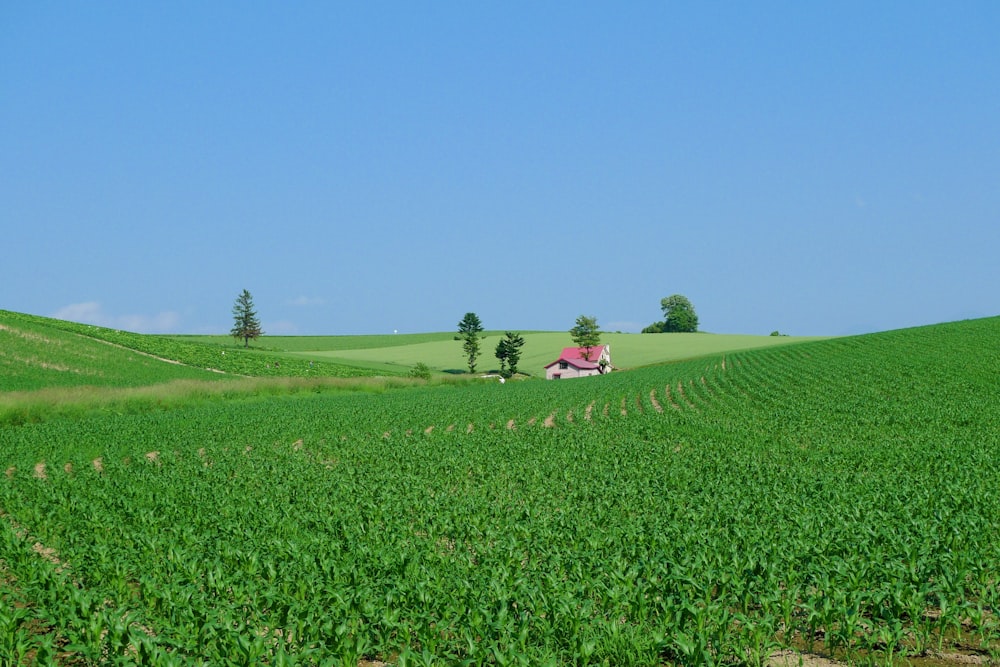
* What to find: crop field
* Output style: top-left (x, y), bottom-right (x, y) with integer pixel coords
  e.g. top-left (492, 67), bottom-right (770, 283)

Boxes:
top-left (2, 316), bottom-right (1000, 665)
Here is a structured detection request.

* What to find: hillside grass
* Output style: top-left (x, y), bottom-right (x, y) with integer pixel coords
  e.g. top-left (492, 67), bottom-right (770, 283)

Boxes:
top-left (0, 314), bottom-right (231, 392)
top-left (172, 330), bottom-right (829, 375)
top-left (0, 310), bottom-right (395, 383)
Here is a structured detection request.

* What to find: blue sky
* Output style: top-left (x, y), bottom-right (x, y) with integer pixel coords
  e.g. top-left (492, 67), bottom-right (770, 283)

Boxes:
top-left (3, 3), bottom-right (997, 336)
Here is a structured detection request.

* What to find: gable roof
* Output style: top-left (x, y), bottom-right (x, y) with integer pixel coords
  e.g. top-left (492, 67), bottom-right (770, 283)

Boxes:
top-left (560, 345), bottom-right (608, 361)
top-left (543, 345), bottom-right (609, 370)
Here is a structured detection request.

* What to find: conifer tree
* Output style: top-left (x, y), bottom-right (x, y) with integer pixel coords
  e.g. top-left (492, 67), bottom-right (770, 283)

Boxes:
top-left (457, 312), bottom-right (484, 373)
top-left (231, 289), bottom-right (263, 348)
top-left (495, 331), bottom-right (525, 378)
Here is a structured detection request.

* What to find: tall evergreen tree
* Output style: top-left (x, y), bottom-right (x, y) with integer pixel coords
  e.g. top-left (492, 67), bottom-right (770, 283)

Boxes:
top-left (230, 289), bottom-right (263, 348)
top-left (457, 312), bottom-right (484, 373)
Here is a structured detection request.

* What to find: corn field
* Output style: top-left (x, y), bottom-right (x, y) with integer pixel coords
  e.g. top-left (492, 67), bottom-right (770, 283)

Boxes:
top-left (2, 318), bottom-right (999, 665)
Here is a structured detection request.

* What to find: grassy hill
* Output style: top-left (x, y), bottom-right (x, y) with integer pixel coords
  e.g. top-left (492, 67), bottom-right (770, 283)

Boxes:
top-left (2, 309), bottom-right (827, 389)
top-left (0, 310), bottom-right (394, 384)
top-left (171, 330), bottom-right (829, 375)
top-left (0, 310), bottom-right (405, 424)
top-left (0, 311), bottom-right (230, 392)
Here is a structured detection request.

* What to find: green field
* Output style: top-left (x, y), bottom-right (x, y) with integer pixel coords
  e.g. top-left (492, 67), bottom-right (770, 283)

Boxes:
top-left (2, 311), bottom-right (999, 665)
top-left (172, 330), bottom-right (828, 376)
top-left (3, 309), bottom-right (826, 383)
top-left (0, 315), bottom-right (230, 393)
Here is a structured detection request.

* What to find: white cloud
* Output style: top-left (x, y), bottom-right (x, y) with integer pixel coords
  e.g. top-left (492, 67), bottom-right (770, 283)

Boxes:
top-left (288, 296), bottom-right (325, 307)
top-left (51, 302), bottom-right (182, 333)
top-left (51, 301), bottom-right (105, 324)
top-left (605, 320), bottom-right (643, 333)
top-left (265, 320), bottom-right (298, 335)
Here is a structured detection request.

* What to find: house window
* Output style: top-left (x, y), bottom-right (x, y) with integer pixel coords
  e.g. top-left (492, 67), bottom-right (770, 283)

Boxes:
top-left (558, 361), bottom-right (568, 369)
top-left (553, 374), bottom-right (561, 379)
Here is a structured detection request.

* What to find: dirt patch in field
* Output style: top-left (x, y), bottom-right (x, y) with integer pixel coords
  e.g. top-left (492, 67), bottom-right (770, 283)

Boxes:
top-left (33, 462), bottom-right (46, 480)
top-left (769, 650), bottom-right (844, 666)
top-left (665, 385), bottom-right (681, 409)
top-left (766, 649), bottom-right (994, 667)
top-left (32, 542), bottom-right (65, 571)
top-left (925, 653), bottom-right (991, 665)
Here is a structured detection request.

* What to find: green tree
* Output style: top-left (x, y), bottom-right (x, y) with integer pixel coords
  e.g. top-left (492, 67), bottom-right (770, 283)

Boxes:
top-left (230, 289), bottom-right (263, 348)
top-left (569, 315), bottom-right (601, 360)
top-left (409, 362), bottom-right (432, 380)
top-left (457, 312), bottom-right (484, 373)
top-left (661, 294), bottom-right (698, 332)
top-left (494, 331), bottom-right (525, 378)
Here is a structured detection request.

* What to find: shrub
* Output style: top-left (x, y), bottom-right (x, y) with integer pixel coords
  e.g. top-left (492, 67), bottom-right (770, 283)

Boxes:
top-left (409, 362), bottom-right (432, 380)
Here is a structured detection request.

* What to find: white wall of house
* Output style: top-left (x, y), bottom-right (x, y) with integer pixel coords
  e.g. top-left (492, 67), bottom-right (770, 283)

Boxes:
top-left (545, 362), bottom-right (601, 380)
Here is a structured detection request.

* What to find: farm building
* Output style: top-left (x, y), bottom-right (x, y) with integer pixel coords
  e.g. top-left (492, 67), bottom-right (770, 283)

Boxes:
top-left (544, 345), bottom-right (611, 380)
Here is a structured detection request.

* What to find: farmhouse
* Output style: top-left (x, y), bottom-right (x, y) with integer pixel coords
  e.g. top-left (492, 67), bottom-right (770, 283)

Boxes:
top-left (544, 345), bottom-right (611, 380)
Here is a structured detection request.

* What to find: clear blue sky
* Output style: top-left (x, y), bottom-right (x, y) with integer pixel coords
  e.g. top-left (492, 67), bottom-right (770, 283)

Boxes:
top-left (3, 3), bottom-right (998, 336)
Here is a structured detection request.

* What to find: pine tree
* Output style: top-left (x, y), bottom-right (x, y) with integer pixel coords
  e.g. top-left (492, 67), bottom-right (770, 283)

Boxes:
top-left (230, 289), bottom-right (263, 348)
top-left (457, 312), bottom-right (484, 373)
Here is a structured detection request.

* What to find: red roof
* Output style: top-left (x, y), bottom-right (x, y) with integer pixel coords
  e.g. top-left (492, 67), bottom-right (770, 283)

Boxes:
top-left (544, 345), bottom-right (609, 370)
